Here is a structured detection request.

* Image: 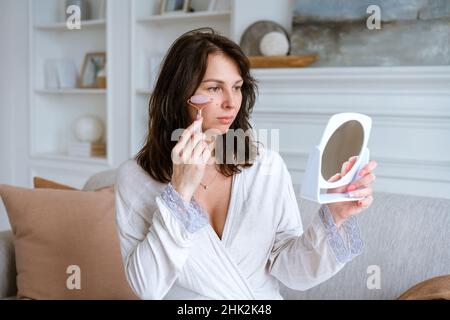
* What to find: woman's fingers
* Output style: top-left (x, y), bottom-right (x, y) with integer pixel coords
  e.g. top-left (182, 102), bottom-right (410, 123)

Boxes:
top-left (347, 186), bottom-right (373, 198)
top-left (347, 156), bottom-right (358, 170)
top-left (340, 155), bottom-right (358, 176)
top-left (182, 131), bottom-right (205, 163)
top-left (358, 160), bottom-right (378, 177)
top-left (328, 172), bottom-right (341, 182)
top-left (191, 139), bottom-right (208, 163)
top-left (340, 161), bottom-right (349, 176)
top-left (175, 118), bottom-right (203, 153)
top-left (348, 172), bottom-right (376, 191)
top-left (330, 155), bottom-right (358, 183)
top-left (191, 138), bottom-right (214, 165)
top-left (344, 156), bottom-right (359, 174)
top-left (357, 195), bottom-right (373, 208)
top-left (201, 144), bottom-right (213, 164)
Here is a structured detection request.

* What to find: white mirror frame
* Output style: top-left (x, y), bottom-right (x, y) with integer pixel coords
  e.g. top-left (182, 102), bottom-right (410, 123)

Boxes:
top-left (300, 113), bottom-right (372, 204)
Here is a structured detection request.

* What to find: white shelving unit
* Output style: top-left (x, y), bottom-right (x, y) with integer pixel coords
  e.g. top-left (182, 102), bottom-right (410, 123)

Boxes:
top-left (29, 0), bottom-right (109, 187)
top-left (34, 88), bottom-right (107, 95)
top-left (34, 19), bottom-right (106, 30)
top-left (136, 10), bottom-right (231, 23)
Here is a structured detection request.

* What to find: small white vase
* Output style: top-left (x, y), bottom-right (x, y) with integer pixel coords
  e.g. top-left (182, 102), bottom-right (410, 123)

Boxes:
top-left (74, 116), bottom-right (104, 143)
top-left (259, 31), bottom-right (290, 56)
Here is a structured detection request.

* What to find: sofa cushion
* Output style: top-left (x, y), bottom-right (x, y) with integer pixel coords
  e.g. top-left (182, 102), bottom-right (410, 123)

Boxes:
top-left (0, 230), bottom-right (17, 299)
top-left (398, 274), bottom-right (450, 300)
top-left (33, 177), bottom-right (78, 190)
top-left (0, 184), bottom-right (137, 300)
top-left (280, 186), bottom-right (450, 300)
top-left (82, 169), bottom-right (117, 192)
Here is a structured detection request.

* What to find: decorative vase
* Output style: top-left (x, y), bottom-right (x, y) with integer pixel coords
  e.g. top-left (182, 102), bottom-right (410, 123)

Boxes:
top-left (74, 116), bottom-right (104, 143)
top-left (259, 31), bottom-right (290, 56)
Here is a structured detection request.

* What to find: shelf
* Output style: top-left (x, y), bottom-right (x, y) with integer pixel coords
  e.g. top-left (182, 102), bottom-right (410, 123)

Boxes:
top-left (35, 88), bottom-right (107, 95)
top-left (31, 152), bottom-right (108, 165)
top-left (34, 19), bottom-right (106, 31)
top-left (137, 11), bottom-right (231, 23)
top-left (250, 66), bottom-right (450, 95)
top-left (136, 89), bottom-right (152, 95)
top-left (248, 55), bottom-right (318, 69)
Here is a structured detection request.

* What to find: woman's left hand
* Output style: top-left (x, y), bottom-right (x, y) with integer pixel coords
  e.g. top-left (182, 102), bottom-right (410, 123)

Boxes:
top-left (326, 156), bottom-right (377, 227)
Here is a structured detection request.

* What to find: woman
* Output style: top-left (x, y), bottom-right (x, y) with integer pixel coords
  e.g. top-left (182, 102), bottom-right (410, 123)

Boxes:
top-left (115, 28), bottom-right (377, 299)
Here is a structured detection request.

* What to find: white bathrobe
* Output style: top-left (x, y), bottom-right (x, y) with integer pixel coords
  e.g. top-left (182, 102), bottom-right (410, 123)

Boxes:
top-left (115, 147), bottom-right (363, 300)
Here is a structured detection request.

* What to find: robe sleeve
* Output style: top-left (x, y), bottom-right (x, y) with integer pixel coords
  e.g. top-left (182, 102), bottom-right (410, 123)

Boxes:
top-left (267, 160), bottom-right (364, 291)
top-left (115, 182), bottom-right (209, 299)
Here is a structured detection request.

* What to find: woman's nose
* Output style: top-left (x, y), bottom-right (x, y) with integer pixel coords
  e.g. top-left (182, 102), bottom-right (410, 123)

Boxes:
top-left (221, 89), bottom-right (237, 109)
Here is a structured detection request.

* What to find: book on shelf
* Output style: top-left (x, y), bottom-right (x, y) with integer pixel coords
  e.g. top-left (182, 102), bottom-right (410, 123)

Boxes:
top-left (68, 142), bottom-right (106, 157)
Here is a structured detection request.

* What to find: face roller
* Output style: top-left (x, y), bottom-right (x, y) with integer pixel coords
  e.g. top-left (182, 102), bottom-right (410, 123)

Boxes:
top-left (187, 95), bottom-right (213, 119)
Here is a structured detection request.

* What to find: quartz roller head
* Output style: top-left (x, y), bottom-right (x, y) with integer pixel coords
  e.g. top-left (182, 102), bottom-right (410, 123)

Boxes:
top-left (187, 95), bottom-right (213, 119)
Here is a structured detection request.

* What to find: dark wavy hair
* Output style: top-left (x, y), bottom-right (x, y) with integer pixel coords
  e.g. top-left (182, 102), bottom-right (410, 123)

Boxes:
top-left (135, 28), bottom-right (260, 183)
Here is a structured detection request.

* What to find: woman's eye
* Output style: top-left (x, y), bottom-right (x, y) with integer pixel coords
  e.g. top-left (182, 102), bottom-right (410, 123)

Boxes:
top-left (208, 87), bottom-right (221, 93)
top-left (234, 86), bottom-right (242, 91)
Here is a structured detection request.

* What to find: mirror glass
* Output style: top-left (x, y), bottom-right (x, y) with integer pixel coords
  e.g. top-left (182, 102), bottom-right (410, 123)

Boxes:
top-left (321, 120), bottom-right (364, 181)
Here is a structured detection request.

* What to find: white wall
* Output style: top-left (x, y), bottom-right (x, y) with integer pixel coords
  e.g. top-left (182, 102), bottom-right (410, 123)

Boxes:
top-left (0, 0), bottom-right (29, 231)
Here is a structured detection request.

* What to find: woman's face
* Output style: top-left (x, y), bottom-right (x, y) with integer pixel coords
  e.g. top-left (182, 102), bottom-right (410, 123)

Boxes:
top-left (188, 53), bottom-right (243, 135)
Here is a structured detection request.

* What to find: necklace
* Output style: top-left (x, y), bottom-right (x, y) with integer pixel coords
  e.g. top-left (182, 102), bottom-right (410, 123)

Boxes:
top-left (200, 170), bottom-right (219, 190)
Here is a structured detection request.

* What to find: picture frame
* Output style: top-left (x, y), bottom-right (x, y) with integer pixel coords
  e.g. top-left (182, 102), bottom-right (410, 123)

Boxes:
top-left (79, 52), bottom-right (106, 88)
top-left (160, 0), bottom-right (190, 15)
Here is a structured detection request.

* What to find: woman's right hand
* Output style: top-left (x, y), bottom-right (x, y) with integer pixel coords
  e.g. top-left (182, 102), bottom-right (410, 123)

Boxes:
top-left (171, 116), bottom-right (213, 201)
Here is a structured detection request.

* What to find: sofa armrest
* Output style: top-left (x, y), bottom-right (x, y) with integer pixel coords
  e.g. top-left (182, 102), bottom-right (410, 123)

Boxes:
top-left (82, 169), bottom-right (117, 191)
top-left (0, 230), bottom-right (17, 298)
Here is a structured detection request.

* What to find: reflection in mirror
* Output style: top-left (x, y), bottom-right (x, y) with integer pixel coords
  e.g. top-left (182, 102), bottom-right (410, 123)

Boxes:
top-left (321, 120), bottom-right (364, 181)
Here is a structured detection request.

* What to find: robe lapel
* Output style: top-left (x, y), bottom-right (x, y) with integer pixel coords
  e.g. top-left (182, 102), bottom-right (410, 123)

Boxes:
top-left (179, 172), bottom-right (255, 299)
top-left (203, 171), bottom-right (256, 299)
top-left (205, 226), bottom-right (256, 299)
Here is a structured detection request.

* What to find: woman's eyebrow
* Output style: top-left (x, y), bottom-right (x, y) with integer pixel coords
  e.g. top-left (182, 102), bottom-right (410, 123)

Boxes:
top-left (202, 79), bottom-right (243, 84)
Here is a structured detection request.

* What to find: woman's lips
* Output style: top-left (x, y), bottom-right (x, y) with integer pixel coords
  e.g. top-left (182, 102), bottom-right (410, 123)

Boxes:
top-left (217, 116), bottom-right (234, 124)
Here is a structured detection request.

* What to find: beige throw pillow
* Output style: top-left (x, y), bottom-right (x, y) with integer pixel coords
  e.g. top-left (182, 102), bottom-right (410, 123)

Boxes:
top-left (398, 275), bottom-right (450, 300)
top-left (0, 184), bottom-right (137, 300)
top-left (33, 177), bottom-right (78, 191)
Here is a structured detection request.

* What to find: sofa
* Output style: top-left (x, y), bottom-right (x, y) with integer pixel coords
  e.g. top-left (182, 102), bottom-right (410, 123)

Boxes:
top-left (0, 169), bottom-right (449, 299)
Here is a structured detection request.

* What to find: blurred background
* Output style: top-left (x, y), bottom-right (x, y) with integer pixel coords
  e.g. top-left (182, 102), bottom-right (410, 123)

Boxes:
top-left (0, 0), bottom-right (449, 231)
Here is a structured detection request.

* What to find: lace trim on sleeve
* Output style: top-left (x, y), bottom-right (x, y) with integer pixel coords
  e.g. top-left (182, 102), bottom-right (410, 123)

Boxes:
top-left (319, 204), bottom-right (364, 264)
top-left (160, 183), bottom-right (209, 233)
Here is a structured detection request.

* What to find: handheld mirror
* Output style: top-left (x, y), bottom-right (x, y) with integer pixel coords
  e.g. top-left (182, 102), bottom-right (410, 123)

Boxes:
top-left (300, 113), bottom-right (372, 204)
